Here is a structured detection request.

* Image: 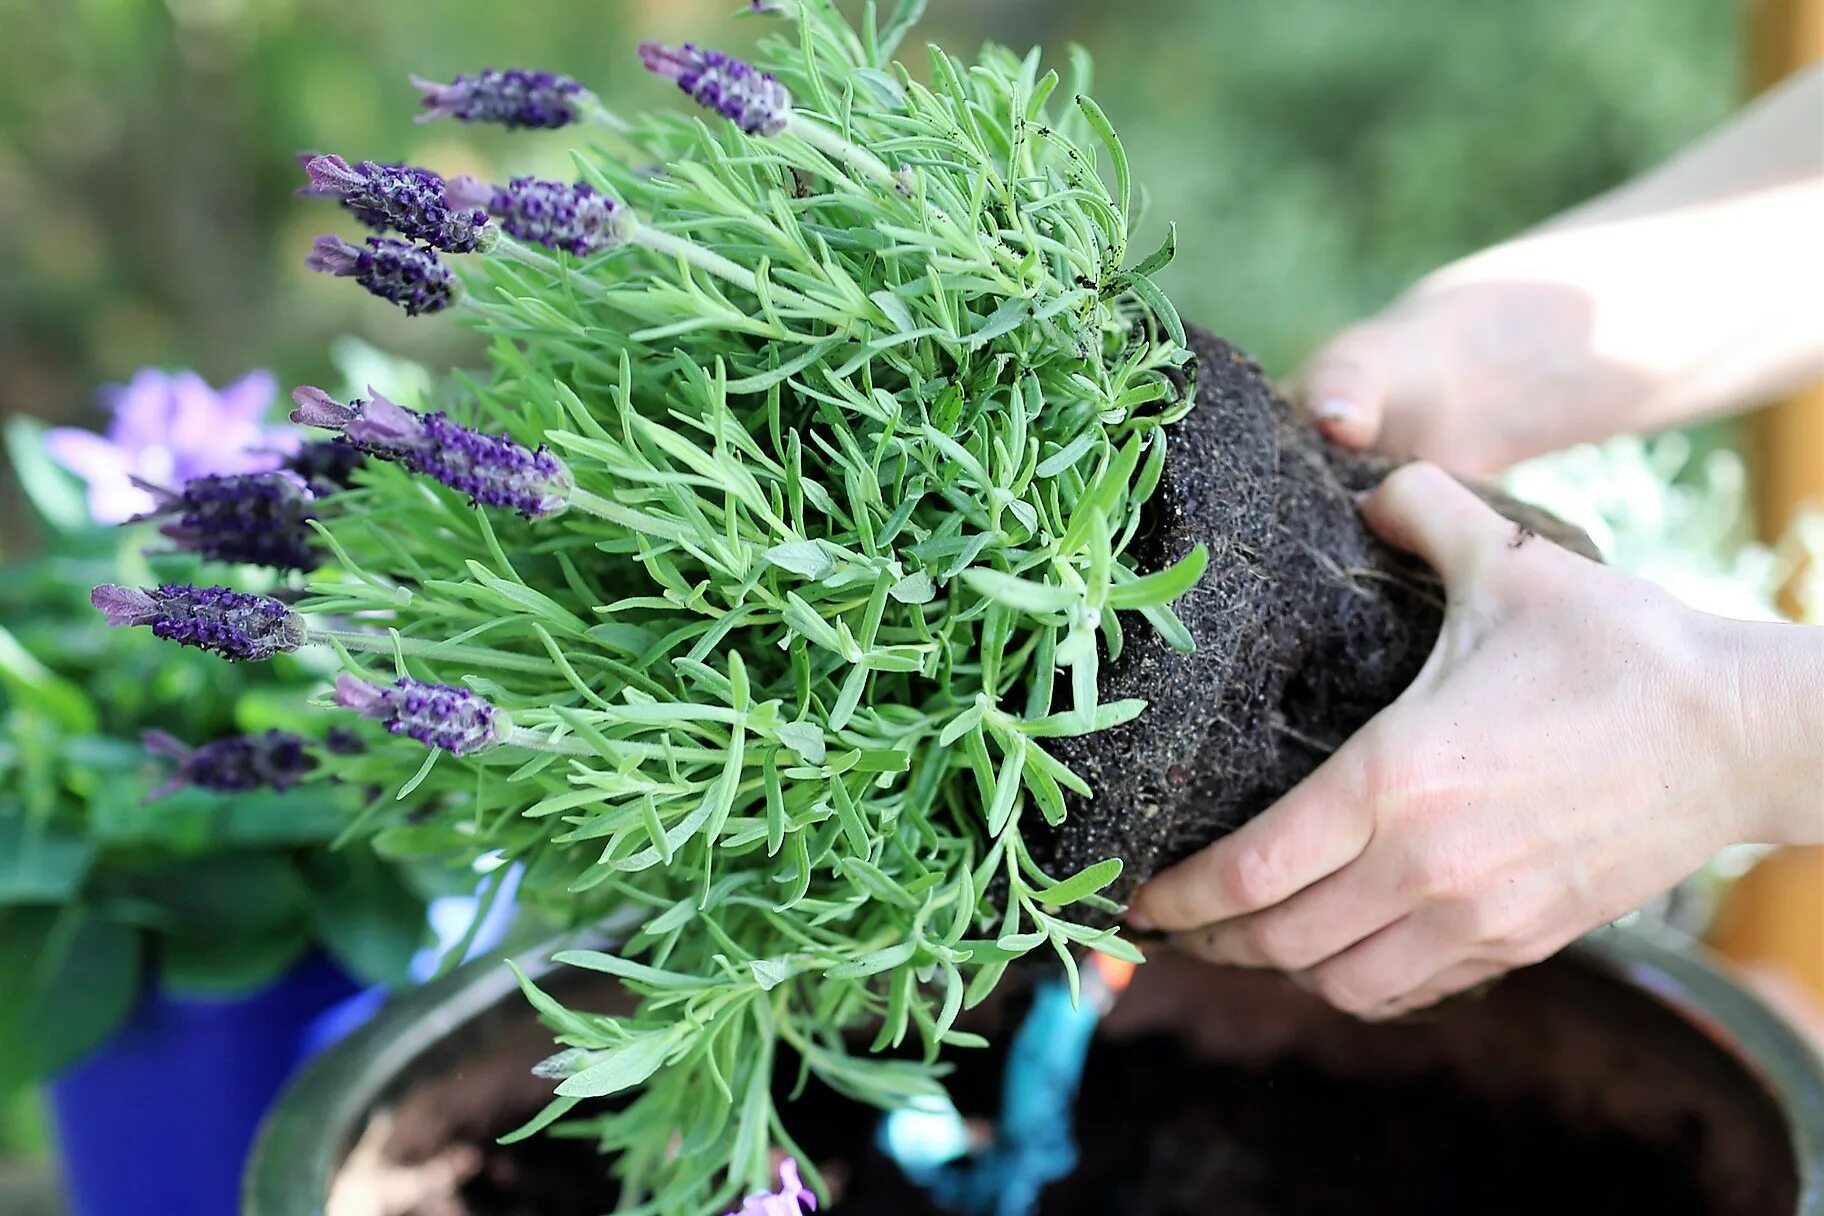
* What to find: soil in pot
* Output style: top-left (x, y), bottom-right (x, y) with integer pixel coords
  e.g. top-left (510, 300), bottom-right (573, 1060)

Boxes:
top-left (327, 952), bottom-right (1795, 1216)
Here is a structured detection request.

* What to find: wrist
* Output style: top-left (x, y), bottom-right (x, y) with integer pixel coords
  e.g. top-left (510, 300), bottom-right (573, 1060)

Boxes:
top-left (1710, 615), bottom-right (1824, 846)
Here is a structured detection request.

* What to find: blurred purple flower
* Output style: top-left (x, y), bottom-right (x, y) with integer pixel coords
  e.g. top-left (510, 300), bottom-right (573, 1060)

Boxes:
top-left (728, 1158), bottom-right (817, 1216)
top-left (132, 470), bottom-right (321, 572)
top-left (44, 369), bottom-right (293, 523)
top-left (141, 728), bottom-right (320, 801)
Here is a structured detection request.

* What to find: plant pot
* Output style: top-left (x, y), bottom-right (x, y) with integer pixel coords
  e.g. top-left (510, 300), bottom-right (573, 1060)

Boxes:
top-left (51, 951), bottom-right (364, 1216)
top-left (247, 930), bottom-right (1824, 1216)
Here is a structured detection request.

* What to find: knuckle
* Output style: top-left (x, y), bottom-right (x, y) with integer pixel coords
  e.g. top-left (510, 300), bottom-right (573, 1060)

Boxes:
top-left (1404, 835), bottom-right (1479, 902)
top-left (1451, 894), bottom-right (1518, 945)
top-left (1382, 460), bottom-right (1448, 502)
top-left (1352, 734), bottom-right (1414, 824)
top-left (1218, 844), bottom-right (1282, 912)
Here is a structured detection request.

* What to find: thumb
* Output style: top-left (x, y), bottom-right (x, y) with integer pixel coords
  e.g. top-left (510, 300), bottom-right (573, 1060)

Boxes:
top-left (1359, 462), bottom-right (1511, 589)
top-left (1293, 322), bottom-right (1398, 451)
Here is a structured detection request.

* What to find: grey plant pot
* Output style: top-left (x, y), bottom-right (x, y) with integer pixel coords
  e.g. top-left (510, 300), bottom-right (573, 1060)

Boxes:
top-left (245, 928), bottom-right (1824, 1215)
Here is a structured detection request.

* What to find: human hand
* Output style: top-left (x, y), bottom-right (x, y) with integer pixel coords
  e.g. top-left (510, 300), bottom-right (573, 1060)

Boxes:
top-left (1295, 164), bottom-right (1824, 476)
top-left (1126, 463), bottom-right (1803, 1019)
top-left (1293, 275), bottom-right (1652, 478)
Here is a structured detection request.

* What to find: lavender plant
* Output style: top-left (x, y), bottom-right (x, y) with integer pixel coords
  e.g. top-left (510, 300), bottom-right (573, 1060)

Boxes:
top-left (105, 3), bottom-right (1201, 1210)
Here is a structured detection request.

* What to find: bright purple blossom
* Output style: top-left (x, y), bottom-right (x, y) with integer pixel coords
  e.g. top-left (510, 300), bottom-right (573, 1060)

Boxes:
top-left (638, 42), bottom-right (793, 137)
top-left (307, 235), bottom-right (457, 316)
top-left (290, 386), bottom-right (571, 517)
top-left (448, 175), bottom-right (626, 258)
top-left (43, 369), bottom-right (292, 523)
top-left (727, 1158), bottom-right (817, 1216)
top-left (412, 69), bottom-right (586, 129)
top-left (299, 154), bottom-right (490, 252)
top-left (131, 470), bottom-right (320, 572)
top-left (333, 675), bottom-right (502, 756)
top-left (92, 583), bottom-right (306, 662)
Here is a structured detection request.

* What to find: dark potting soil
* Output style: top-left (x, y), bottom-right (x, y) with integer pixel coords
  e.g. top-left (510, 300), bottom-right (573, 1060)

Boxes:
top-left (429, 1030), bottom-right (1714, 1216)
top-left (1039, 327), bottom-right (1594, 904)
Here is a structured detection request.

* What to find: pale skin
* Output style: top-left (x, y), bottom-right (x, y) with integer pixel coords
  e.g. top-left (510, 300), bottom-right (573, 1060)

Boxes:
top-left (1128, 66), bottom-right (1824, 1018)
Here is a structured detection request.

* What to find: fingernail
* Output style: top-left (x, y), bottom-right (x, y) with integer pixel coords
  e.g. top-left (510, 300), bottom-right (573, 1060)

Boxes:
top-left (1312, 397), bottom-right (1358, 424)
top-left (1126, 908), bottom-right (1155, 931)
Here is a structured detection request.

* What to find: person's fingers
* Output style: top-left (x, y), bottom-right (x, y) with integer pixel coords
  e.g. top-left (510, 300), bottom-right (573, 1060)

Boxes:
top-left (1293, 323), bottom-right (1397, 451)
top-left (1172, 857), bottom-right (1412, 973)
top-left (1128, 740), bottom-right (1375, 933)
top-left (1299, 909), bottom-right (1468, 1016)
top-left (1358, 461), bottom-right (1511, 590)
top-left (1362, 959), bottom-right (1508, 1022)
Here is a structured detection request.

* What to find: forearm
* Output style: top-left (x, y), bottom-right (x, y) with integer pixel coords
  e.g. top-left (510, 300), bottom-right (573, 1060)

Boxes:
top-left (1419, 175), bottom-right (1824, 443)
top-left (1383, 67), bottom-right (1824, 456)
top-left (1725, 617), bottom-right (1824, 846)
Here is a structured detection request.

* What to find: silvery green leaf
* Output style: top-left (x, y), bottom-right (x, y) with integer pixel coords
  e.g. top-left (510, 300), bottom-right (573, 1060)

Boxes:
top-left (776, 720), bottom-right (827, 764)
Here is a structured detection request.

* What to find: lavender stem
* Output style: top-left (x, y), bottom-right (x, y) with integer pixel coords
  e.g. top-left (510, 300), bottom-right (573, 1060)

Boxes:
top-left (785, 115), bottom-right (902, 190)
top-left (312, 627), bottom-right (558, 675)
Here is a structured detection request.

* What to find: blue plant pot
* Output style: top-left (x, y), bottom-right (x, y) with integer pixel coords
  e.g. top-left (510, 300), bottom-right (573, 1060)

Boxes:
top-left (49, 953), bottom-right (364, 1216)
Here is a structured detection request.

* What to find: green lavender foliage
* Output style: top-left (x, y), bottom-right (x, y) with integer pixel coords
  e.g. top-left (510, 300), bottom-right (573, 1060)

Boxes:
top-left (301, 3), bottom-right (1199, 1210)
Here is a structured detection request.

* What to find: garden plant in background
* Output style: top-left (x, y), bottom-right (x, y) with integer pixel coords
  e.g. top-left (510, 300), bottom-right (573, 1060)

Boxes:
top-left (0, 368), bottom-right (432, 1216)
top-left (93, 3), bottom-right (1580, 1213)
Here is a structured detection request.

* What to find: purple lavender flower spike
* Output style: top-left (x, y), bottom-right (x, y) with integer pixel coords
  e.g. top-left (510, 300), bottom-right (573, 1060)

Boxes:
top-left (334, 675), bottom-right (502, 756)
top-left (92, 583), bottom-right (306, 661)
top-left (141, 728), bottom-right (321, 801)
top-left (308, 235), bottom-right (457, 316)
top-left (727, 1158), bottom-right (817, 1216)
top-left (44, 368), bottom-right (292, 523)
top-left (639, 42), bottom-right (793, 137)
top-left (458, 176), bottom-right (627, 258)
top-left (411, 69), bottom-right (586, 130)
top-left (131, 470), bottom-right (320, 571)
top-left (290, 386), bottom-right (572, 518)
top-left (91, 585), bottom-right (162, 627)
top-left (300, 154), bottom-right (490, 252)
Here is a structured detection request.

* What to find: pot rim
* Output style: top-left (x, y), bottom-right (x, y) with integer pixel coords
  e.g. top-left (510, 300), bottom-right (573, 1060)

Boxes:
top-left (1576, 926), bottom-right (1824, 1215)
top-left (243, 927), bottom-right (1824, 1216)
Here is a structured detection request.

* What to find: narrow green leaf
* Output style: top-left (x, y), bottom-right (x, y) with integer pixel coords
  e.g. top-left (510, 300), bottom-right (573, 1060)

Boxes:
top-left (1029, 857), bottom-right (1123, 906)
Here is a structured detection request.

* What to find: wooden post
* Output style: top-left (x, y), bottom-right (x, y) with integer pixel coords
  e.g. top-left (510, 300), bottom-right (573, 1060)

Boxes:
top-left (1706, 0), bottom-right (1824, 1019)
top-left (1747, 0), bottom-right (1824, 547)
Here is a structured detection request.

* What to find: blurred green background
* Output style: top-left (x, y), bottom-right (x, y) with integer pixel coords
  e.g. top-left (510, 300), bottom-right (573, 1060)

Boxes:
top-left (0, 0), bottom-right (1744, 549)
top-left (0, 0), bottom-right (1756, 1187)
